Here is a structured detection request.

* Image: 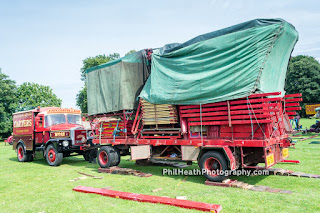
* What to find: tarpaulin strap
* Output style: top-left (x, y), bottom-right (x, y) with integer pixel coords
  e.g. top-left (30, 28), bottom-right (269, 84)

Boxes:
top-left (246, 97), bottom-right (267, 139)
top-left (227, 100), bottom-right (231, 127)
top-left (246, 97), bottom-right (254, 140)
top-left (99, 122), bottom-right (103, 145)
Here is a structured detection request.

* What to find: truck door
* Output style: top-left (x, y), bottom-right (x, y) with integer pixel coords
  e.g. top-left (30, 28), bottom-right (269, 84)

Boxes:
top-left (35, 115), bottom-right (46, 144)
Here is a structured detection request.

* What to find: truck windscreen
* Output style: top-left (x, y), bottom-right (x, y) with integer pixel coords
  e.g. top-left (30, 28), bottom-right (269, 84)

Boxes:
top-left (45, 114), bottom-right (66, 127)
top-left (67, 114), bottom-right (82, 125)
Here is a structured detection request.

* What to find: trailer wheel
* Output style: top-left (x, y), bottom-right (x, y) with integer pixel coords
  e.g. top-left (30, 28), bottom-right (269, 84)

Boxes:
top-left (46, 144), bottom-right (63, 166)
top-left (17, 144), bottom-right (28, 162)
top-left (110, 147), bottom-right (121, 166)
top-left (98, 146), bottom-right (114, 168)
top-left (199, 151), bottom-right (228, 182)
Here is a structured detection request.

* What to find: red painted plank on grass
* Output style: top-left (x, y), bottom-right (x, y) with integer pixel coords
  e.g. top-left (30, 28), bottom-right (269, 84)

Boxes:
top-left (73, 186), bottom-right (222, 212)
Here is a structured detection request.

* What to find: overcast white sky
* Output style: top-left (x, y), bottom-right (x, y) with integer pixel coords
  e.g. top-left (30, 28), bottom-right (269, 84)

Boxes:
top-left (0, 0), bottom-right (319, 108)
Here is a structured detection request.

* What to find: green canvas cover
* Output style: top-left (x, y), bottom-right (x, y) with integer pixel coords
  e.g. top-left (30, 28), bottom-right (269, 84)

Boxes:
top-left (139, 19), bottom-right (298, 105)
top-left (86, 50), bottom-right (150, 115)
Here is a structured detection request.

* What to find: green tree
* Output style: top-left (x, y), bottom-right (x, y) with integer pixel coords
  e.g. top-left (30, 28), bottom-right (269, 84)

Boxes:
top-left (16, 82), bottom-right (62, 111)
top-left (76, 53), bottom-right (120, 113)
top-left (285, 55), bottom-right (320, 117)
top-left (76, 84), bottom-right (87, 114)
top-left (0, 69), bottom-right (17, 139)
top-left (80, 53), bottom-right (120, 81)
top-left (125, 50), bottom-right (136, 56)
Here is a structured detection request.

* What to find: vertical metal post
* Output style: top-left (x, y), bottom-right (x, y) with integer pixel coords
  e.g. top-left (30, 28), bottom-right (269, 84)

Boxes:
top-left (123, 110), bottom-right (127, 139)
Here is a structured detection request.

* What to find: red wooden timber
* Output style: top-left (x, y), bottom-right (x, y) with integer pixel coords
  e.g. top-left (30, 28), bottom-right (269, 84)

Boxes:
top-left (131, 102), bottom-right (141, 135)
top-left (141, 136), bottom-right (180, 139)
top-left (179, 97), bottom-right (282, 110)
top-left (220, 124), bottom-right (263, 132)
top-left (189, 120), bottom-right (272, 126)
top-left (284, 98), bottom-right (303, 102)
top-left (180, 103), bottom-right (278, 114)
top-left (73, 186), bottom-right (222, 212)
top-left (280, 159), bottom-right (300, 164)
top-left (181, 109), bottom-right (278, 118)
top-left (220, 132), bottom-right (264, 138)
top-left (247, 92), bottom-right (281, 98)
top-left (285, 102), bottom-right (300, 107)
top-left (142, 131), bottom-right (180, 134)
top-left (285, 107), bottom-right (301, 111)
top-left (284, 93), bottom-right (302, 98)
top-left (92, 136), bottom-right (284, 147)
top-left (286, 111), bottom-right (296, 115)
top-left (187, 114), bottom-right (272, 122)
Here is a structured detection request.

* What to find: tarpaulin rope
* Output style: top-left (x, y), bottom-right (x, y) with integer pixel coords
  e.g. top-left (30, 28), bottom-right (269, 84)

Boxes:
top-left (246, 97), bottom-right (267, 139)
top-left (246, 97), bottom-right (254, 140)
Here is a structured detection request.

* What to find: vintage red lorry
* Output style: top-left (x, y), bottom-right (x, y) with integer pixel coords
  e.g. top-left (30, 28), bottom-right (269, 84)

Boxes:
top-left (12, 107), bottom-right (87, 166)
top-left (85, 19), bottom-right (300, 182)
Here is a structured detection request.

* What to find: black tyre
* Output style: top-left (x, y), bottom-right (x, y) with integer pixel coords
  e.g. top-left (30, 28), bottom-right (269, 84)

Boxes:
top-left (98, 146), bottom-right (116, 168)
top-left (83, 150), bottom-right (91, 161)
top-left (111, 146), bottom-right (121, 166)
top-left (199, 151), bottom-right (228, 182)
top-left (17, 144), bottom-right (28, 162)
top-left (46, 144), bottom-right (63, 166)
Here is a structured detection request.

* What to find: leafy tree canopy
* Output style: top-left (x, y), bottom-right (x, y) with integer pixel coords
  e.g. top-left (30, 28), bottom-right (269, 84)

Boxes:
top-left (16, 82), bottom-right (62, 111)
top-left (285, 55), bottom-right (320, 117)
top-left (76, 84), bottom-right (87, 114)
top-left (0, 69), bottom-right (16, 138)
top-left (125, 50), bottom-right (136, 56)
top-left (77, 53), bottom-right (121, 113)
top-left (80, 53), bottom-right (120, 81)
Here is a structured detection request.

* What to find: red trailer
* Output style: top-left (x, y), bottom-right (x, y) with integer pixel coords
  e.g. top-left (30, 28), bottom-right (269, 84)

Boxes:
top-left (86, 19), bottom-right (299, 182)
top-left (88, 92), bottom-right (301, 182)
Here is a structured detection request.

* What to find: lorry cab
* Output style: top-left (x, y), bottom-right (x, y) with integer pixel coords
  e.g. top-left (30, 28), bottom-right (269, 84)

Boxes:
top-left (13, 107), bottom-right (87, 166)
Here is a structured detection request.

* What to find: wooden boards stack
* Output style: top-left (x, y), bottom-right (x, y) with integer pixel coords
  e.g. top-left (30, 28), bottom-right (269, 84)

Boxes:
top-left (140, 99), bottom-right (178, 125)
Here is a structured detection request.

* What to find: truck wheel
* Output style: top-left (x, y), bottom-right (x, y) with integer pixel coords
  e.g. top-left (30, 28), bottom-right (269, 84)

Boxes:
top-left (17, 144), bottom-right (28, 162)
top-left (98, 146), bottom-right (116, 168)
top-left (199, 151), bottom-right (228, 182)
top-left (83, 150), bottom-right (90, 161)
top-left (111, 147), bottom-right (121, 166)
top-left (46, 144), bottom-right (63, 166)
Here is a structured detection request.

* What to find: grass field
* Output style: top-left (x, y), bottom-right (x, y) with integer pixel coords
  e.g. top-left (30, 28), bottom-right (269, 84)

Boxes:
top-left (0, 119), bottom-right (319, 213)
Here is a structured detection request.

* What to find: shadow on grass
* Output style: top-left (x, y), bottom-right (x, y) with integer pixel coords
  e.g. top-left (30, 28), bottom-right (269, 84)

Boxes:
top-left (9, 151), bottom-right (270, 185)
top-left (8, 153), bottom-right (98, 169)
top-left (86, 159), bottom-right (271, 185)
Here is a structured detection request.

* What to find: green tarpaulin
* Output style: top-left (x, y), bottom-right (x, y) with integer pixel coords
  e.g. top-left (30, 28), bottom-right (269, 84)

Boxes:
top-left (139, 18), bottom-right (298, 104)
top-left (86, 18), bottom-right (298, 115)
top-left (86, 50), bottom-right (150, 115)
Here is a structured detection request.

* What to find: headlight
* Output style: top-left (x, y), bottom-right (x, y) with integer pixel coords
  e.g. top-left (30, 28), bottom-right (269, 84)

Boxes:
top-left (62, 140), bottom-right (69, 147)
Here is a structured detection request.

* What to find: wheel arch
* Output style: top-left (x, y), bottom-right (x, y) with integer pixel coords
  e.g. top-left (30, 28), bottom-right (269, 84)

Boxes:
top-left (198, 147), bottom-right (236, 170)
top-left (44, 139), bottom-right (59, 150)
top-left (16, 140), bottom-right (26, 152)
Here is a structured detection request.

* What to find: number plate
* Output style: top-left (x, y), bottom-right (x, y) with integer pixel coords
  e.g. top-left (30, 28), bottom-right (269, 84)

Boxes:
top-left (266, 154), bottom-right (274, 167)
top-left (282, 148), bottom-right (289, 158)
